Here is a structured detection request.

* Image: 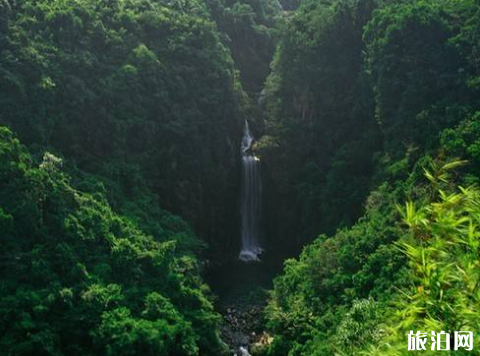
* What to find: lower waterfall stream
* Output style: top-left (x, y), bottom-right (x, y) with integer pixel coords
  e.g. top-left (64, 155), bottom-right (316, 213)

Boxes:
top-left (206, 120), bottom-right (277, 355)
top-left (239, 120), bottom-right (263, 262)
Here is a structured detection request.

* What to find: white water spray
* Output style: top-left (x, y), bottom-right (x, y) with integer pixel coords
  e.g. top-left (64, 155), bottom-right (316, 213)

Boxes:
top-left (236, 346), bottom-right (252, 356)
top-left (239, 120), bottom-right (263, 262)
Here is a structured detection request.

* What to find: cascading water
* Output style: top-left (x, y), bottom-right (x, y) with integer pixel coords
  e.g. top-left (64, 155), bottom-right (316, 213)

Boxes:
top-left (236, 346), bottom-right (252, 356)
top-left (239, 120), bottom-right (263, 262)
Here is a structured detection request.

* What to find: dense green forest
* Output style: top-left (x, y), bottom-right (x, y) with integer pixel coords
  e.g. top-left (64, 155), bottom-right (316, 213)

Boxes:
top-left (1, 0), bottom-right (480, 355)
top-left (258, 0), bottom-right (480, 354)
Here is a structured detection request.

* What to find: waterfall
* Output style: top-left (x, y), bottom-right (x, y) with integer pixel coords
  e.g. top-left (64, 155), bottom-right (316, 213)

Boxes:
top-left (236, 346), bottom-right (252, 356)
top-left (239, 120), bottom-right (263, 262)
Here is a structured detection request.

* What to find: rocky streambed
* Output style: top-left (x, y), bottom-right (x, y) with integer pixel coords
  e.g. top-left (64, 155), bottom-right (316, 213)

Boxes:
top-left (220, 304), bottom-right (272, 356)
top-left (205, 260), bottom-right (279, 356)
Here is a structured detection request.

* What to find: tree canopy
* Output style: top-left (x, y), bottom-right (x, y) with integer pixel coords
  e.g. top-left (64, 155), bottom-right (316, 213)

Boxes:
top-left (2, 0), bottom-right (480, 355)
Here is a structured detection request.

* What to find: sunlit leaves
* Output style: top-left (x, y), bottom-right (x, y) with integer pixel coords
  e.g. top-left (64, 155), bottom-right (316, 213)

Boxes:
top-left (371, 168), bottom-right (480, 354)
top-left (0, 128), bottom-right (226, 355)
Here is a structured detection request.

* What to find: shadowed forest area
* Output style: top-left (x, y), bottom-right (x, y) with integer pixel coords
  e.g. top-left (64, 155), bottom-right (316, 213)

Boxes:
top-left (1, 0), bottom-right (480, 355)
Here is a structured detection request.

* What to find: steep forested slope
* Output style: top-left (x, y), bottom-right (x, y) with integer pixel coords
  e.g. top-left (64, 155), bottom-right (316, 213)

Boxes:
top-left (0, 1), bottom-right (252, 353)
top-left (259, 0), bottom-right (480, 355)
top-left (256, 0), bottom-right (480, 253)
top-left (206, 0), bottom-right (282, 94)
top-left (0, 126), bottom-right (226, 355)
top-left (0, 0), bottom-right (245, 254)
top-left (2, 0), bottom-right (480, 355)
top-left (258, 0), bottom-right (381, 253)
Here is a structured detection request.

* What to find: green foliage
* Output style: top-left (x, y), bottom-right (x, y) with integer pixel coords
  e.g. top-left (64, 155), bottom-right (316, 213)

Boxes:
top-left (206, 0), bottom-right (282, 94)
top-left (264, 176), bottom-right (409, 356)
top-left (366, 172), bottom-right (480, 355)
top-left (261, 1), bottom-right (480, 354)
top-left (260, 0), bottom-right (480, 256)
top-left (3, 0), bottom-right (480, 355)
top-left (0, 0), bottom-right (244, 252)
top-left (261, 0), bottom-right (382, 253)
top-left (263, 159), bottom-right (480, 355)
top-left (441, 111), bottom-right (480, 183)
top-left (364, 0), bottom-right (479, 155)
top-left (0, 127), bottom-right (227, 356)
top-left (334, 298), bottom-right (380, 353)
